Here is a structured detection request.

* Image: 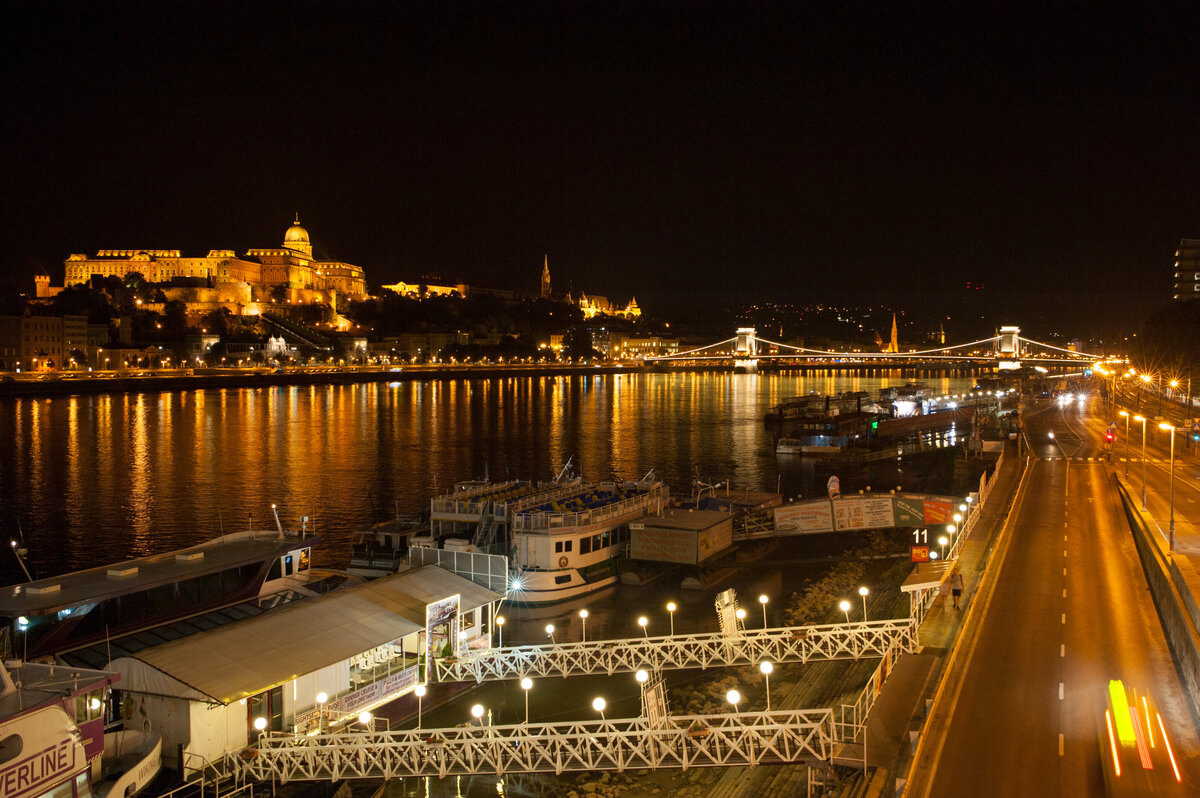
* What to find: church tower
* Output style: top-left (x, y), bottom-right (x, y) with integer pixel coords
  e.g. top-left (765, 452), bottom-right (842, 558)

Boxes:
top-left (888, 314), bottom-right (900, 353)
top-left (541, 255), bottom-right (551, 299)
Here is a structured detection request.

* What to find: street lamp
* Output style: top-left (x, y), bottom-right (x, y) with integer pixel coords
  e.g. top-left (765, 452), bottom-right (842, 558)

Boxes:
top-left (759, 662), bottom-right (774, 710)
top-left (758, 594), bottom-right (769, 628)
top-left (470, 704), bottom-right (485, 725)
top-left (414, 684), bottom-right (426, 729)
top-left (520, 677), bottom-right (533, 723)
top-left (592, 696), bottom-right (607, 722)
top-left (726, 689), bottom-right (741, 713)
top-left (495, 615), bottom-right (505, 649)
top-left (545, 623), bottom-right (555, 644)
top-left (666, 601), bottom-right (677, 636)
top-left (358, 711), bottom-right (372, 731)
top-left (1135, 415), bottom-right (1147, 509)
top-left (839, 600), bottom-right (851, 624)
top-left (1119, 410), bottom-right (1130, 479)
top-left (1161, 422), bottom-right (1177, 553)
top-left (579, 609), bottom-right (589, 643)
top-left (637, 616), bottom-right (649, 638)
top-left (858, 586), bottom-right (869, 621)
top-left (938, 536), bottom-right (948, 560)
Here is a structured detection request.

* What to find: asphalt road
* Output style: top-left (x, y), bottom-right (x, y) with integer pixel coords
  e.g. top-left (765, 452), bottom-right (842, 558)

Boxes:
top-left (918, 394), bottom-right (1198, 796)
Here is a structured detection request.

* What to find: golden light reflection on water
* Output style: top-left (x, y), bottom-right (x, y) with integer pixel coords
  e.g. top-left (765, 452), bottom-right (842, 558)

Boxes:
top-left (0, 370), bottom-right (985, 580)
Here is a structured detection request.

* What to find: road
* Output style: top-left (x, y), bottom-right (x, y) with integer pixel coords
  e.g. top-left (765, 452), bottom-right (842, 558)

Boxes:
top-left (917, 394), bottom-right (1198, 796)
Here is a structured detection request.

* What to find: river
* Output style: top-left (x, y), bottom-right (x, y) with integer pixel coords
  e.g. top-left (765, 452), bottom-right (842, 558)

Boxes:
top-left (0, 370), bottom-right (982, 586)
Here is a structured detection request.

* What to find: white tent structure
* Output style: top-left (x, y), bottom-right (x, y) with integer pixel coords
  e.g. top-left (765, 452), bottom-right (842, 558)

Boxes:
top-left (109, 566), bottom-right (501, 772)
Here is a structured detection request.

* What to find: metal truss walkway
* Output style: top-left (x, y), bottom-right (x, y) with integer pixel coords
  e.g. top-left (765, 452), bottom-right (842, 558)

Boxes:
top-left (229, 709), bottom-right (836, 782)
top-left (432, 618), bottom-right (915, 683)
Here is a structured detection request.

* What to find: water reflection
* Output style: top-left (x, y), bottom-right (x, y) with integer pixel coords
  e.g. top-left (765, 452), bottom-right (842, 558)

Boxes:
top-left (0, 371), bottom-right (982, 583)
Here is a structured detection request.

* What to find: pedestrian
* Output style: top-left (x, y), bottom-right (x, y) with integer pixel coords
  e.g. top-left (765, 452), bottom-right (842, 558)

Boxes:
top-left (950, 567), bottom-right (964, 609)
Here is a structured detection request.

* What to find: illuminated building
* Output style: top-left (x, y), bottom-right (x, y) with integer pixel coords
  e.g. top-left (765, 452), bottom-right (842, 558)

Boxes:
top-left (579, 293), bottom-right (641, 320)
top-left (55, 217), bottom-right (366, 307)
top-left (1172, 238), bottom-right (1200, 301)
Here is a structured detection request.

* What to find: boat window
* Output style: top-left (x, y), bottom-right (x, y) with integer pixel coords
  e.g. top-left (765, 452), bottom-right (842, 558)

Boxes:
top-left (554, 541), bottom-right (564, 553)
top-left (298, 548), bottom-right (311, 571)
top-left (40, 780), bottom-right (74, 798)
top-left (579, 537), bottom-right (592, 555)
top-left (554, 574), bottom-right (571, 584)
top-left (0, 733), bottom-right (21, 765)
top-left (284, 555), bottom-right (294, 576)
top-left (267, 558), bottom-right (284, 581)
top-left (74, 772), bottom-right (93, 798)
top-left (563, 540), bottom-right (572, 552)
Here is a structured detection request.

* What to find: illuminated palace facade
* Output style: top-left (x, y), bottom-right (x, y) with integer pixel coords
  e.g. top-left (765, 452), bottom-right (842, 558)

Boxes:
top-left (55, 217), bottom-right (367, 306)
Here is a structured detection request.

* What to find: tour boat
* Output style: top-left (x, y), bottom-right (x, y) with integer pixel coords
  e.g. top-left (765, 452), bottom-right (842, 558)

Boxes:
top-left (0, 661), bottom-right (161, 798)
top-left (507, 474), bottom-right (670, 605)
top-left (0, 510), bottom-right (320, 662)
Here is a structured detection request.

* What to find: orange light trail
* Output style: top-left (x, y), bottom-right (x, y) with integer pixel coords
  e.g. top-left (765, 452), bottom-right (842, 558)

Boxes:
top-left (1106, 709), bottom-right (1121, 778)
top-left (1157, 714), bottom-right (1182, 783)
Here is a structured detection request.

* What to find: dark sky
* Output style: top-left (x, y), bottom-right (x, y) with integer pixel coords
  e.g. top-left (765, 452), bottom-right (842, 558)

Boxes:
top-left (3, 1), bottom-right (1199, 322)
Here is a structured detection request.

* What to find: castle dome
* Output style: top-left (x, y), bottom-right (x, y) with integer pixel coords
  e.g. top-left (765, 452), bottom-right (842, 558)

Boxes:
top-left (284, 215), bottom-right (310, 245)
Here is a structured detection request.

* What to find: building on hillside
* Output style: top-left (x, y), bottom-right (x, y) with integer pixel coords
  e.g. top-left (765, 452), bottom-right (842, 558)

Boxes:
top-left (380, 279), bottom-right (469, 298)
top-left (609, 333), bottom-right (680, 359)
top-left (579, 293), bottom-right (641, 320)
top-left (0, 313), bottom-right (88, 370)
top-left (51, 217), bottom-right (366, 311)
top-left (1173, 238), bottom-right (1200, 301)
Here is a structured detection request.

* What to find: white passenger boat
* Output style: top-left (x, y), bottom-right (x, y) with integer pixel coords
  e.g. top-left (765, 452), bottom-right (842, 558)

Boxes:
top-left (508, 474), bottom-right (670, 605)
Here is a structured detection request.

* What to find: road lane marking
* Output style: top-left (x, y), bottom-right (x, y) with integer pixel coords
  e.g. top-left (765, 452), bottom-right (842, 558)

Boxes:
top-left (1063, 588), bottom-right (1067, 598)
top-left (1063, 568), bottom-right (1067, 576)
top-left (1061, 644), bottom-right (1065, 657)
top-left (1062, 613), bottom-right (1066, 624)
top-left (1059, 683), bottom-right (1064, 700)
top-left (1064, 550), bottom-right (1068, 557)
top-left (1059, 733), bottom-right (1064, 756)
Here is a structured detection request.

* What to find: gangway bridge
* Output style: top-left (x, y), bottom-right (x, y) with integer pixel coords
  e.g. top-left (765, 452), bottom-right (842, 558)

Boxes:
top-left (228, 633), bottom-right (907, 783)
top-left (645, 325), bottom-right (1100, 370)
top-left (432, 618), bottom-right (915, 683)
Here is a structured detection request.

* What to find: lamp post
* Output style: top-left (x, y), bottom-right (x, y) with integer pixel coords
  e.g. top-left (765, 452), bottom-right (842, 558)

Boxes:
top-left (726, 689), bottom-right (741, 713)
top-left (759, 662), bottom-right (773, 710)
top-left (592, 697), bottom-right (607, 722)
top-left (545, 624), bottom-right (555, 644)
top-left (666, 602), bottom-right (676, 636)
top-left (1135, 415), bottom-right (1147, 509)
top-left (858, 586), bottom-right (869, 621)
top-left (579, 609), bottom-right (588, 643)
top-left (520, 677), bottom-right (533, 723)
top-left (735, 608), bottom-right (747, 634)
top-left (637, 616), bottom-right (649, 638)
top-left (1119, 410), bottom-right (1130, 479)
top-left (316, 691), bottom-right (328, 732)
top-left (414, 684), bottom-right (426, 729)
top-left (839, 600), bottom-right (851, 624)
top-left (758, 594), bottom-right (769, 628)
top-left (938, 536), bottom-right (948, 560)
top-left (496, 615), bottom-right (505, 649)
top-left (470, 704), bottom-right (485, 726)
top-left (1160, 422), bottom-right (1177, 553)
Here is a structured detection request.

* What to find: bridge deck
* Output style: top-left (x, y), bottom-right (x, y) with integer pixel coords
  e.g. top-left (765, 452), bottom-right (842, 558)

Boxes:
top-left (231, 709), bottom-right (838, 781)
top-left (432, 619), bottom-right (915, 683)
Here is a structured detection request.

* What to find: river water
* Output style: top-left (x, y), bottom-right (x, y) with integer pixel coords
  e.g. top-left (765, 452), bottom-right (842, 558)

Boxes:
top-left (0, 370), bottom-right (983, 586)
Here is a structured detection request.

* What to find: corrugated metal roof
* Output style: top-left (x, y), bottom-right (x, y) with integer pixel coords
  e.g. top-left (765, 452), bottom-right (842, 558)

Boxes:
top-left (120, 566), bottom-right (501, 704)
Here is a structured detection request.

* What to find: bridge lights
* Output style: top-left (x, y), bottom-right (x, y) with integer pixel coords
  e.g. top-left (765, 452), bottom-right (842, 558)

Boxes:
top-left (471, 704), bottom-right (485, 725)
top-left (759, 662), bottom-right (774, 710)
top-left (838, 600), bottom-right (852, 624)
top-left (545, 624), bottom-right (556, 644)
top-left (938, 536), bottom-right (949, 560)
top-left (592, 696), bottom-right (607, 721)
top-left (758, 594), bottom-right (769, 628)
top-left (579, 609), bottom-right (589, 643)
top-left (415, 684), bottom-right (426, 729)
top-left (496, 615), bottom-right (505, 649)
top-left (520, 678), bottom-right (533, 723)
top-left (666, 602), bottom-right (677, 636)
top-left (726, 689), bottom-right (741, 712)
top-left (1160, 422), bottom-right (1178, 553)
top-left (858, 586), bottom-right (870, 621)
top-left (637, 616), bottom-right (649, 638)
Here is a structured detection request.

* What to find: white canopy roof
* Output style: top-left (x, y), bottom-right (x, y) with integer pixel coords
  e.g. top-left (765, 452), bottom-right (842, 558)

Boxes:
top-left (109, 566), bottom-right (501, 705)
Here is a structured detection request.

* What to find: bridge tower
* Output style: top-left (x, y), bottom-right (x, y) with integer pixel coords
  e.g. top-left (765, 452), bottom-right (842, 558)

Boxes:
top-left (997, 325), bottom-right (1021, 370)
top-left (734, 327), bottom-right (758, 372)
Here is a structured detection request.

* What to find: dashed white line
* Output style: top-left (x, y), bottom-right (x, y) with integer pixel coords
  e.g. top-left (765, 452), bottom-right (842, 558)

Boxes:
top-left (1059, 733), bottom-right (1064, 756)
top-left (1064, 550), bottom-right (1068, 557)
top-left (1061, 613), bottom-right (1066, 624)
top-left (1062, 588), bottom-right (1067, 598)
top-left (1060, 644), bottom-right (1065, 657)
top-left (1059, 683), bottom-right (1064, 700)
top-left (1063, 568), bottom-right (1067, 576)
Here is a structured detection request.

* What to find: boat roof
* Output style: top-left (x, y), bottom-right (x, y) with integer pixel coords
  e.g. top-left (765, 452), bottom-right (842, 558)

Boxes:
top-left (0, 531), bottom-right (317, 618)
top-left (109, 565), bottom-right (501, 705)
top-left (0, 661), bottom-right (115, 722)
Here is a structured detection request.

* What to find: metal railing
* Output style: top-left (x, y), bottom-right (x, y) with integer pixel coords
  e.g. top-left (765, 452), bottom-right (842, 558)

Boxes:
top-left (408, 547), bottom-right (509, 594)
top-left (433, 619), bottom-right (916, 683)
top-left (512, 484), bottom-right (670, 533)
top-left (227, 709), bottom-right (836, 782)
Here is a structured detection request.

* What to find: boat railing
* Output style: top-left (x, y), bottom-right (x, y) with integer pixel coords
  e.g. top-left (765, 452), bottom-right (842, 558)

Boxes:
top-left (511, 481), bottom-right (600, 513)
top-left (512, 484), bottom-right (669, 533)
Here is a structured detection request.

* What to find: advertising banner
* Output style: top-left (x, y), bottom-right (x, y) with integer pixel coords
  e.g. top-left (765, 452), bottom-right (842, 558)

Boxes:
top-left (773, 501), bottom-right (835, 534)
top-left (425, 594), bottom-right (460, 661)
top-left (832, 496), bottom-right (896, 531)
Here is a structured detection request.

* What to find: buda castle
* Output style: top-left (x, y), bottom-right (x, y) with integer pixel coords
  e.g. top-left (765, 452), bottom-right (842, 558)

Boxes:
top-left (42, 217), bottom-right (366, 312)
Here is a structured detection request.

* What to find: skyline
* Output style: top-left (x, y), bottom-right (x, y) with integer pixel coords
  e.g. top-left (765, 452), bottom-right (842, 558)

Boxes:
top-left (3, 2), bottom-right (1199, 324)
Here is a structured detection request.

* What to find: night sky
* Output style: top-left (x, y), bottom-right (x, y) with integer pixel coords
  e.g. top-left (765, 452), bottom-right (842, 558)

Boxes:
top-left (3, 1), bottom-right (1199, 324)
